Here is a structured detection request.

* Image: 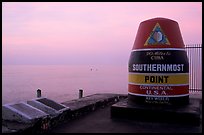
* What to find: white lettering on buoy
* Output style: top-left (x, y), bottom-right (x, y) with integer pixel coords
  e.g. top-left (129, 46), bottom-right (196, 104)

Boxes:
top-left (132, 64), bottom-right (184, 72)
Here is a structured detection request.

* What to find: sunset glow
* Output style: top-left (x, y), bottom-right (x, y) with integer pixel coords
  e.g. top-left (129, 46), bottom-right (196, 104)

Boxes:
top-left (2, 2), bottom-right (202, 65)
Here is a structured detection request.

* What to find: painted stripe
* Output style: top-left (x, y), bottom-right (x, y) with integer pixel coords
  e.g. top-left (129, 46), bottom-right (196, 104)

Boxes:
top-left (129, 74), bottom-right (189, 84)
top-left (132, 48), bottom-right (185, 51)
top-left (129, 63), bottom-right (188, 73)
top-left (128, 82), bottom-right (189, 86)
top-left (128, 84), bottom-right (189, 95)
top-left (128, 92), bottom-right (189, 97)
top-left (128, 50), bottom-right (189, 73)
top-left (129, 72), bottom-right (189, 75)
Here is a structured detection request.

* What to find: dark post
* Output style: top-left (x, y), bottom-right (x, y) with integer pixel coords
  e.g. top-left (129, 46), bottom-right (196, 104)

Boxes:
top-left (37, 89), bottom-right (41, 98)
top-left (79, 89), bottom-right (83, 99)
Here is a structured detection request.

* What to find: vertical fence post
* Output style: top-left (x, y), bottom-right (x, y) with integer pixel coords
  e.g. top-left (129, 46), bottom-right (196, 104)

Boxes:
top-left (79, 89), bottom-right (83, 99)
top-left (185, 44), bottom-right (202, 93)
top-left (37, 89), bottom-right (41, 98)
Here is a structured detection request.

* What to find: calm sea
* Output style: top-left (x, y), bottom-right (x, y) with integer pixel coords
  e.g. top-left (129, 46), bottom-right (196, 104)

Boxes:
top-left (2, 65), bottom-right (128, 105)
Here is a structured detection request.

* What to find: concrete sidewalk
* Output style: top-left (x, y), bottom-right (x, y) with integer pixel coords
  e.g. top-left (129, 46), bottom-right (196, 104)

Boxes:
top-left (50, 99), bottom-right (202, 133)
top-left (2, 93), bottom-right (202, 133)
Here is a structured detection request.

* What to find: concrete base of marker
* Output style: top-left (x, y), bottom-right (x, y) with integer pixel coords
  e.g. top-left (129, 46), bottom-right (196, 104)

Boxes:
top-left (111, 97), bottom-right (201, 126)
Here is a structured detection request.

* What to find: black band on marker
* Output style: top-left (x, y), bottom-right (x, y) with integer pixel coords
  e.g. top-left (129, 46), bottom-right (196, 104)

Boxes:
top-left (128, 50), bottom-right (189, 73)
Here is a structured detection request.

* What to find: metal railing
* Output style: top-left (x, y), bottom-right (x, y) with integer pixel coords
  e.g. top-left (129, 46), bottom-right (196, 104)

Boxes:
top-left (185, 44), bottom-right (202, 93)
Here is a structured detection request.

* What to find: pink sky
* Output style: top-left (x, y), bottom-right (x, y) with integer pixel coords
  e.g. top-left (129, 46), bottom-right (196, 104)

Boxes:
top-left (2, 2), bottom-right (202, 65)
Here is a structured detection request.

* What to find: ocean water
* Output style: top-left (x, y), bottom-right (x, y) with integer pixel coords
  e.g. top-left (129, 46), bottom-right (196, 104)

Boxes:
top-left (2, 61), bottom-right (202, 105)
top-left (2, 65), bottom-right (128, 105)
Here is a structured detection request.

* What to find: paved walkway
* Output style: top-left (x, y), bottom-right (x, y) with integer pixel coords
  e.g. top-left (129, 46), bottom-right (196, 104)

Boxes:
top-left (50, 101), bottom-right (202, 133)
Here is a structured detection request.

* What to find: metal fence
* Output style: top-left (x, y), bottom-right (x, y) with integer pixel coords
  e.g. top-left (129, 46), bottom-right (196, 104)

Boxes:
top-left (185, 44), bottom-right (202, 92)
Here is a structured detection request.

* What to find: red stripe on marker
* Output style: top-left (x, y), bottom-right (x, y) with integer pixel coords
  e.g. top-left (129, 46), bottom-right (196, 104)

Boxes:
top-left (128, 84), bottom-right (189, 95)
